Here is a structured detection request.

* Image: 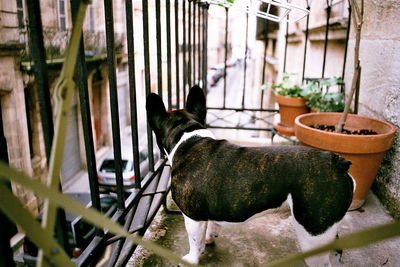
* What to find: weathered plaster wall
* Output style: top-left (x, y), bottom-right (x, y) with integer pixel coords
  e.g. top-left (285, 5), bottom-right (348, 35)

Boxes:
top-left (344, 0), bottom-right (400, 219)
top-left (1, 0), bottom-right (38, 214)
top-left (0, 51), bottom-right (38, 215)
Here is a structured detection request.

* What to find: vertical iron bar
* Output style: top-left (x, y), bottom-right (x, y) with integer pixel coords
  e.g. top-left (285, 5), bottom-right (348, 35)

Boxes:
top-left (260, 34), bottom-right (269, 109)
top-left (193, 1), bottom-right (197, 84)
top-left (125, 0), bottom-right (141, 188)
top-left (354, 67), bottom-right (361, 114)
top-left (104, 0), bottom-right (125, 208)
top-left (182, 0), bottom-right (187, 104)
top-left (174, 0), bottom-right (181, 108)
top-left (283, 16), bottom-right (289, 73)
top-left (0, 103), bottom-right (15, 267)
top-left (27, 0), bottom-right (69, 251)
top-left (341, 4), bottom-right (352, 93)
top-left (261, 37), bottom-right (268, 86)
top-left (166, 0), bottom-right (172, 110)
top-left (202, 4), bottom-right (205, 91)
top-left (322, 1), bottom-right (332, 78)
top-left (301, 4), bottom-right (311, 82)
top-left (142, 0), bottom-right (155, 171)
top-left (202, 4), bottom-right (206, 90)
top-left (188, 0), bottom-right (192, 89)
top-left (156, 0), bottom-right (163, 97)
top-left (198, 2), bottom-right (202, 86)
top-left (203, 4), bottom-right (209, 94)
top-left (26, 0), bottom-right (54, 161)
top-left (223, 7), bottom-right (228, 109)
top-left (71, 0), bottom-right (102, 222)
top-left (242, 13), bottom-right (249, 109)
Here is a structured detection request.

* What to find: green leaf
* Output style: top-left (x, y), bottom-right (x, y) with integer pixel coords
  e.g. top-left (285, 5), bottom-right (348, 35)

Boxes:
top-left (270, 73), bottom-right (305, 97)
top-left (260, 83), bottom-right (271, 91)
top-left (0, 162), bottom-right (196, 267)
top-left (0, 184), bottom-right (75, 267)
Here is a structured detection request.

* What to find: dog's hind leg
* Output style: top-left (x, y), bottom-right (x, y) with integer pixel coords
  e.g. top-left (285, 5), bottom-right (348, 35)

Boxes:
top-left (182, 214), bottom-right (207, 265)
top-left (287, 195), bottom-right (337, 267)
top-left (205, 221), bottom-right (221, 245)
top-left (292, 217), bottom-right (337, 267)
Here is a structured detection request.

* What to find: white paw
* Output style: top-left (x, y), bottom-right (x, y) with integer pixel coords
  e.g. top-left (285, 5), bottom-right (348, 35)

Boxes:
top-left (182, 254), bottom-right (199, 265)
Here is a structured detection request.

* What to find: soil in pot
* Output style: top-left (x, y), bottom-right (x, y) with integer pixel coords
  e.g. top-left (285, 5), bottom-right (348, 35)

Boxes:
top-left (310, 125), bottom-right (378, 135)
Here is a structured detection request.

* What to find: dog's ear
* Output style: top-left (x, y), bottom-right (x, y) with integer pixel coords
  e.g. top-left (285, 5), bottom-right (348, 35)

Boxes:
top-left (186, 85), bottom-right (206, 125)
top-left (146, 93), bottom-right (167, 133)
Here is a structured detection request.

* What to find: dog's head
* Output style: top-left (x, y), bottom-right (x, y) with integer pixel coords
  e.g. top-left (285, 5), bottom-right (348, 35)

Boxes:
top-left (146, 85), bottom-right (207, 153)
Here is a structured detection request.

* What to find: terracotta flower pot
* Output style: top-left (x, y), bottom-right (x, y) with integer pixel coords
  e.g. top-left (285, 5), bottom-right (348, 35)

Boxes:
top-left (275, 94), bottom-right (309, 136)
top-left (294, 112), bottom-right (397, 210)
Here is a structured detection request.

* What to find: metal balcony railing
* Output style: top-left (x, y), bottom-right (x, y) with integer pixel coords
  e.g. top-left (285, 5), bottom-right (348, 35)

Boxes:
top-left (0, 0), bottom-right (353, 266)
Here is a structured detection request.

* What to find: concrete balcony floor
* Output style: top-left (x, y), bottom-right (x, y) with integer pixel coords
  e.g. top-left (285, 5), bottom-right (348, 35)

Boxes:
top-left (128, 192), bottom-right (400, 266)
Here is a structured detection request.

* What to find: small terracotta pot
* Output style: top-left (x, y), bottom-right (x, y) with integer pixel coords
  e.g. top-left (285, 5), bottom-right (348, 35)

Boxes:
top-left (275, 94), bottom-right (309, 136)
top-left (295, 112), bottom-right (397, 210)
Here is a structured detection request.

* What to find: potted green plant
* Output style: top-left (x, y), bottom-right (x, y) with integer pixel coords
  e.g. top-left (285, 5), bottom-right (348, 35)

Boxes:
top-left (262, 73), bottom-right (309, 136)
top-left (302, 77), bottom-right (345, 112)
top-left (294, 0), bottom-right (397, 210)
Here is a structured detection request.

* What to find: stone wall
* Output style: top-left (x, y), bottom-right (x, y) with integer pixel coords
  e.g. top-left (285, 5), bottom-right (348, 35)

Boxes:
top-left (0, 49), bottom-right (38, 215)
top-left (1, 0), bottom-right (38, 215)
top-left (344, 0), bottom-right (400, 219)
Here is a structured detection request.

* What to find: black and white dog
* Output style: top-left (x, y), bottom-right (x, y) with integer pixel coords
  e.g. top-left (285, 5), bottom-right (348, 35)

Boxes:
top-left (146, 86), bottom-right (354, 266)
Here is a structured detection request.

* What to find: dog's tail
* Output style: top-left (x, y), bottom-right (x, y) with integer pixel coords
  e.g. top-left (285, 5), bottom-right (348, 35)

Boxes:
top-left (332, 153), bottom-right (351, 172)
top-left (332, 152), bottom-right (355, 193)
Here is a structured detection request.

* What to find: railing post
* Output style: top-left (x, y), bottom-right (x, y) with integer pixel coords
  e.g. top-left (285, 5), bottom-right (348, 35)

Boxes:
top-left (142, 0), bottom-right (155, 172)
top-left (198, 1), bottom-right (202, 85)
top-left (174, 0), bottom-right (181, 109)
top-left (71, 0), bottom-right (102, 224)
top-left (188, 0), bottom-right (192, 89)
top-left (26, 0), bottom-right (54, 160)
top-left (156, 0), bottom-right (163, 97)
top-left (125, 0), bottom-right (142, 188)
top-left (104, 0), bottom-right (125, 208)
top-left (242, 12), bottom-right (249, 109)
top-left (223, 7), bottom-right (228, 109)
top-left (182, 0), bottom-right (187, 105)
top-left (27, 0), bottom-right (70, 254)
top-left (166, 0), bottom-right (173, 110)
top-left (260, 25), bottom-right (269, 110)
top-left (301, 2), bottom-right (311, 82)
top-left (341, 3), bottom-right (352, 93)
top-left (203, 4), bottom-right (209, 95)
top-left (322, 0), bottom-right (333, 78)
top-left (283, 16), bottom-right (289, 73)
top-left (193, 1), bottom-right (197, 84)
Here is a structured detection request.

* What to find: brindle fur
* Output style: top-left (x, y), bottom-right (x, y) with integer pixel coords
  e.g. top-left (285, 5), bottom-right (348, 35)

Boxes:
top-left (146, 86), bottom-right (353, 236)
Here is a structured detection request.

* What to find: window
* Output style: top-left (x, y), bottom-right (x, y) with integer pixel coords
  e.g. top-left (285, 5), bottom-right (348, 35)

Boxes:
top-left (16, 0), bottom-right (24, 28)
top-left (88, 5), bottom-right (95, 32)
top-left (56, 0), bottom-right (67, 31)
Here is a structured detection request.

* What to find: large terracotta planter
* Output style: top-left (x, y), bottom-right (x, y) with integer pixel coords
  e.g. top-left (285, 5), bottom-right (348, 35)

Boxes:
top-left (275, 94), bottom-right (309, 136)
top-left (294, 112), bottom-right (397, 210)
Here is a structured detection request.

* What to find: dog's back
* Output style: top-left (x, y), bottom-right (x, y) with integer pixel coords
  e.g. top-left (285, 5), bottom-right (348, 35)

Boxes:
top-left (172, 137), bottom-right (353, 236)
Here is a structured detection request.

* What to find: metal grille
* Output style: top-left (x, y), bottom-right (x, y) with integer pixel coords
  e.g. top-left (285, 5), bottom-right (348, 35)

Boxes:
top-left (1, 0), bottom-right (352, 265)
top-left (19, 0), bottom-right (210, 265)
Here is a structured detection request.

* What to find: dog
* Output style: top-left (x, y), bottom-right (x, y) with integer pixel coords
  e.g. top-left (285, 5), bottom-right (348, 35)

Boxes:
top-left (146, 86), bottom-right (354, 266)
